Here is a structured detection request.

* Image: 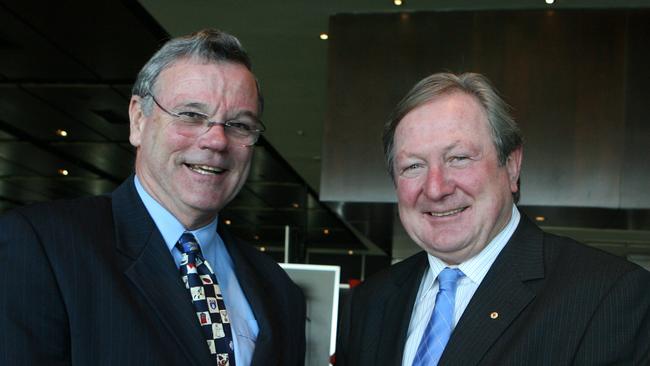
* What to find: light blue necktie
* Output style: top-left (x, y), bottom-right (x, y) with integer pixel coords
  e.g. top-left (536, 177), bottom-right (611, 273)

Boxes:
top-left (412, 268), bottom-right (464, 366)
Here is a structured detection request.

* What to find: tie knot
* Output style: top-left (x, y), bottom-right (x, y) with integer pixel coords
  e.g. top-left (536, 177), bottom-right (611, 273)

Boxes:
top-left (176, 232), bottom-right (200, 254)
top-left (438, 267), bottom-right (463, 291)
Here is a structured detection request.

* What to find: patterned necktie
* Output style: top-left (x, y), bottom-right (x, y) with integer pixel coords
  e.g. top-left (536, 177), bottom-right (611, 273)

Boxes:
top-left (176, 232), bottom-right (236, 366)
top-left (412, 267), bottom-right (464, 366)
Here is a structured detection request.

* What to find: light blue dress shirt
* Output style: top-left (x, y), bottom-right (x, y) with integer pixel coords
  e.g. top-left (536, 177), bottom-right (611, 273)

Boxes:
top-left (134, 176), bottom-right (259, 366)
top-left (402, 205), bottom-right (521, 366)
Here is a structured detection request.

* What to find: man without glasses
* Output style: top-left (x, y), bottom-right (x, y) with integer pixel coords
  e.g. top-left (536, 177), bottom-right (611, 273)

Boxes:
top-left (336, 72), bottom-right (649, 366)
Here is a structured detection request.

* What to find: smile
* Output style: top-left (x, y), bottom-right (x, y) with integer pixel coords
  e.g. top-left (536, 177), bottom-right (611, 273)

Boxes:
top-left (427, 207), bottom-right (467, 217)
top-left (185, 163), bottom-right (225, 175)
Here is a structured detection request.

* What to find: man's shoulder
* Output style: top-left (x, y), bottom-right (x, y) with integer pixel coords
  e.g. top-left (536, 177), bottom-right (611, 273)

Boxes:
top-left (512, 215), bottom-right (644, 277)
top-left (0, 195), bottom-right (116, 262)
top-left (540, 228), bottom-right (647, 281)
top-left (1, 195), bottom-right (113, 234)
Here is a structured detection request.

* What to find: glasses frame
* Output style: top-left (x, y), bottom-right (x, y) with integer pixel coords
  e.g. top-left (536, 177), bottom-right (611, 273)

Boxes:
top-left (146, 93), bottom-right (265, 147)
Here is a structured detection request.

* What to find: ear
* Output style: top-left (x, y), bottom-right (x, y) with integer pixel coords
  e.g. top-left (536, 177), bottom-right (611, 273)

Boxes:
top-left (505, 146), bottom-right (523, 194)
top-left (128, 96), bottom-right (146, 148)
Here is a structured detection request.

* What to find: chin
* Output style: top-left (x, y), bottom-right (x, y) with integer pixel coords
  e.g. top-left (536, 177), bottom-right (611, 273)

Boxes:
top-left (421, 233), bottom-right (468, 252)
top-left (181, 193), bottom-right (225, 212)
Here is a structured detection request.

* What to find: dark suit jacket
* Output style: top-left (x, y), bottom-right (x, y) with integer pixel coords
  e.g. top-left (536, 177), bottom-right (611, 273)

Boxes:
top-left (0, 177), bottom-right (306, 366)
top-left (337, 215), bottom-right (650, 365)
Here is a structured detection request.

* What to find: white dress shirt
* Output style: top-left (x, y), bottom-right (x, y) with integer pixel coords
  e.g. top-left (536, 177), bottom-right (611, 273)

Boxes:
top-left (134, 176), bottom-right (259, 366)
top-left (402, 205), bottom-right (520, 366)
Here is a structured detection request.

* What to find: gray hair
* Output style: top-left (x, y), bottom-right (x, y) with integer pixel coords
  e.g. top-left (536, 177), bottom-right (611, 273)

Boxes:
top-left (131, 28), bottom-right (263, 115)
top-left (383, 72), bottom-right (522, 174)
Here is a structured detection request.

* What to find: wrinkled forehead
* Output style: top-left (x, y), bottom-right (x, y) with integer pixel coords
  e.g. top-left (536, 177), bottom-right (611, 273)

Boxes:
top-left (154, 58), bottom-right (241, 87)
top-left (153, 58), bottom-right (261, 113)
top-left (399, 90), bottom-right (493, 142)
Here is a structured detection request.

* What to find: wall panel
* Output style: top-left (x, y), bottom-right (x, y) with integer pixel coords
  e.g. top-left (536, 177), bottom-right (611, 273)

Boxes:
top-left (321, 10), bottom-right (650, 209)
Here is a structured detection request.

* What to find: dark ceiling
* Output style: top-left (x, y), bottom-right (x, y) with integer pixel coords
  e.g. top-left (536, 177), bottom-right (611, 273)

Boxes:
top-left (0, 0), bottom-right (381, 267)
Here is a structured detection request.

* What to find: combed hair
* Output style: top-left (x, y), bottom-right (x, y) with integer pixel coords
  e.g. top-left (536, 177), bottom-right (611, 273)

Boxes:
top-left (131, 28), bottom-right (263, 115)
top-left (382, 72), bottom-right (523, 201)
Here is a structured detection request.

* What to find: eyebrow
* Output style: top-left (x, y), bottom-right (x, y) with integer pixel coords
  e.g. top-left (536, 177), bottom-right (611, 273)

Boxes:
top-left (442, 141), bottom-right (462, 154)
top-left (174, 101), bottom-right (211, 111)
top-left (174, 102), bottom-right (259, 121)
top-left (398, 141), bottom-right (470, 161)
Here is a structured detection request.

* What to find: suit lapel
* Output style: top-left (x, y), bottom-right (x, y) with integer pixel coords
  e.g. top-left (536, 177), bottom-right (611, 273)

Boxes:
top-left (376, 253), bottom-right (429, 366)
top-left (440, 216), bottom-right (545, 366)
top-left (219, 225), bottom-right (277, 366)
top-left (111, 177), bottom-right (213, 366)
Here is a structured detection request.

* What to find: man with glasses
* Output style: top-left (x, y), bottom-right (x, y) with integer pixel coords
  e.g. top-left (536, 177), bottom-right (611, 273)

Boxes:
top-left (0, 29), bottom-right (305, 366)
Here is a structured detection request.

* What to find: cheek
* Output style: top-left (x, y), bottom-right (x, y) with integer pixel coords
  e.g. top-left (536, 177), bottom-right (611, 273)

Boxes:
top-left (148, 129), bottom-right (194, 162)
top-left (455, 175), bottom-right (482, 196)
top-left (232, 147), bottom-right (253, 167)
top-left (451, 165), bottom-right (492, 195)
top-left (162, 129), bottom-right (191, 149)
top-left (396, 179), bottom-right (421, 205)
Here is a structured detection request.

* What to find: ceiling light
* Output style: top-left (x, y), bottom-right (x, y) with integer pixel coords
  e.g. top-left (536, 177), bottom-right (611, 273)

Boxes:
top-left (319, 33), bottom-right (329, 40)
top-left (348, 250), bottom-right (354, 255)
top-left (323, 228), bottom-right (330, 235)
top-left (535, 216), bottom-right (546, 222)
top-left (224, 219), bottom-right (232, 225)
top-left (545, 0), bottom-right (554, 4)
top-left (394, 0), bottom-right (403, 5)
top-left (55, 129), bottom-right (68, 137)
top-left (291, 203), bottom-right (300, 208)
top-left (58, 169), bottom-right (69, 176)
top-left (260, 246), bottom-right (266, 252)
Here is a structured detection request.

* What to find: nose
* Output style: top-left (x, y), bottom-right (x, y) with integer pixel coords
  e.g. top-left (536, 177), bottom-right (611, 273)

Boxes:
top-left (423, 165), bottom-right (455, 200)
top-left (197, 124), bottom-right (229, 151)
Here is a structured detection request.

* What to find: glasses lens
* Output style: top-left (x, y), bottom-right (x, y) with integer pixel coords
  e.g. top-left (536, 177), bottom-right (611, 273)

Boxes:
top-left (158, 102), bottom-right (262, 145)
top-left (225, 129), bottom-right (257, 145)
top-left (172, 113), bottom-right (209, 137)
top-left (225, 120), bottom-right (262, 144)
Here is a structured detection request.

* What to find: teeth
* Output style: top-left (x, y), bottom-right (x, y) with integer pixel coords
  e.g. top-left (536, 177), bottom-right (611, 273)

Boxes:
top-left (429, 207), bottom-right (465, 217)
top-left (187, 164), bottom-right (224, 175)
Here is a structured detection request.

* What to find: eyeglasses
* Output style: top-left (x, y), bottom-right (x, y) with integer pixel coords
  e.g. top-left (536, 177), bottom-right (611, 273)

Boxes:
top-left (147, 94), bottom-right (265, 146)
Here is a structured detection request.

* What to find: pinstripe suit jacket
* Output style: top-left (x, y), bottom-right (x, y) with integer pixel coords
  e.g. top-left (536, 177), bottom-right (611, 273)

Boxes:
top-left (0, 176), bottom-right (306, 366)
top-left (336, 215), bottom-right (650, 365)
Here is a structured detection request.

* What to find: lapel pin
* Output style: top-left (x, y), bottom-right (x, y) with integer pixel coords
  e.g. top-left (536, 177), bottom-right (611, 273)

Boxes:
top-left (490, 312), bottom-right (499, 319)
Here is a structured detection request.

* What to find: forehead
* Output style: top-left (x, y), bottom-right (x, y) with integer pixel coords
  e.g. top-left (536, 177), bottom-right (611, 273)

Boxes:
top-left (154, 59), bottom-right (258, 104)
top-left (395, 91), bottom-right (492, 148)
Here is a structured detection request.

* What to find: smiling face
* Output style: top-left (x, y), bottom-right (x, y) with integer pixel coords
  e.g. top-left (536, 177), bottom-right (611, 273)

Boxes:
top-left (393, 91), bottom-right (521, 264)
top-left (128, 58), bottom-right (259, 229)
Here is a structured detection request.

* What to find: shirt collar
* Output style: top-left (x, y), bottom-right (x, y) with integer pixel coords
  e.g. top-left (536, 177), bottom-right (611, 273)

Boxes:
top-left (133, 175), bottom-right (219, 251)
top-left (423, 204), bottom-right (521, 288)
